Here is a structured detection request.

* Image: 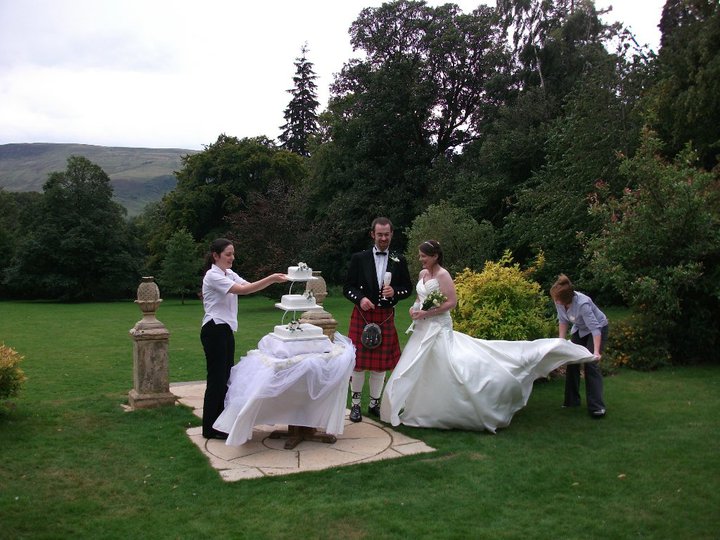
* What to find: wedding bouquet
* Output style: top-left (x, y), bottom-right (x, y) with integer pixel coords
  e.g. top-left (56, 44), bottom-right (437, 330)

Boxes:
top-left (421, 290), bottom-right (447, 311)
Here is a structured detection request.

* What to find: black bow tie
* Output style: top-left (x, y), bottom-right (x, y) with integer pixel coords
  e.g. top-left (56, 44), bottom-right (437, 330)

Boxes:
top-left (375, 251), bottom-right (387, 256)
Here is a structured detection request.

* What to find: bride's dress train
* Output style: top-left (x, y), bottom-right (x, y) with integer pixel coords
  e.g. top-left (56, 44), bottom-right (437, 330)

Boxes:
top-left (380, 279), bottom-right (594, 432)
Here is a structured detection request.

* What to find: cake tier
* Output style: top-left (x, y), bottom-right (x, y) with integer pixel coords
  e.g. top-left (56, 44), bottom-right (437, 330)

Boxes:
top-left (259, 331), bottom-right (333, 357)
top-left (280, 294), bottom-right (317, 309)
top-left (287, 265), bottom-right (313, 280)
top-left (272, 323), bottom-right (324, 339)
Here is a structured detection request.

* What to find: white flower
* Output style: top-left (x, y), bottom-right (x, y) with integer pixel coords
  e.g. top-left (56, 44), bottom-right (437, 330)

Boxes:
top-left (287, 320), bottom-right (303, 332)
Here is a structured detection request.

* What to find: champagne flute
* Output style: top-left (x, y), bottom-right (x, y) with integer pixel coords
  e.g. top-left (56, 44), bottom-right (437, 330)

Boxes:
top-left (382, 271), bottom-right (392, 300)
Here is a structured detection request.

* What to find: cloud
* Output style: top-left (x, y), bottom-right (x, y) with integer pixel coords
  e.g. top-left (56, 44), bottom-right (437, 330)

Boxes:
top-left (0, 0), bottom-right (662, 150)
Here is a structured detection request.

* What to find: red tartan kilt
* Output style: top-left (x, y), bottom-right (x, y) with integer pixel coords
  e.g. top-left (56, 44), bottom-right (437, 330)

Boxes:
top-left (348, 306), bottom-right (401, 371)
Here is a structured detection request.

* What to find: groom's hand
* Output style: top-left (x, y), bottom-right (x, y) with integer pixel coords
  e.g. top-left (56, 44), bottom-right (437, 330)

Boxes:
top-left (360, 297), bottom-right (375, 311)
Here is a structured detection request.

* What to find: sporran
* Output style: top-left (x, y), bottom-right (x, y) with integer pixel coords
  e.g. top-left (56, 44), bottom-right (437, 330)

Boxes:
top-left (358, 309), bottom-right (394, 350)
top-left (361, 322), bottom-right (382, 349)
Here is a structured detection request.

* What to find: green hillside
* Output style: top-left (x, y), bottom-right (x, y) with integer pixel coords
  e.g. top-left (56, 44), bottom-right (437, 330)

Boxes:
top-left (0, 143), bottom-right (196, 216)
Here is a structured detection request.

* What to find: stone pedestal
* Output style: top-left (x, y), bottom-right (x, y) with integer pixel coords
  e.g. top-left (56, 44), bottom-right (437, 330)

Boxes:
top-left (299, 309), bottom-right (338, 342)
top-left (128, 277), bottom-right (175, 409)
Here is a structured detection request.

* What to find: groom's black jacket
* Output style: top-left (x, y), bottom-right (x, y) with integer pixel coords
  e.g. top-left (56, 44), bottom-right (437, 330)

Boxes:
top-left (343, 249), bottom-right (413, 308)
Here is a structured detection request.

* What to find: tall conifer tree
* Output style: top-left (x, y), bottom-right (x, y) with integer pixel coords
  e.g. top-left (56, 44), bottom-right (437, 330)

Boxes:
top-left (279, 43), bottom-right (320, 157)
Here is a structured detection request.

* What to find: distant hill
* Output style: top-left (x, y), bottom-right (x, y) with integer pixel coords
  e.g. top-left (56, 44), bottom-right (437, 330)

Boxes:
top-left (0, 143), bottom-right (197, 216)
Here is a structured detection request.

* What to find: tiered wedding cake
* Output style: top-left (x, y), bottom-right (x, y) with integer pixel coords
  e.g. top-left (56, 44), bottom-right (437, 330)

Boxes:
top-left (268, 263), bottom-right (327, 347)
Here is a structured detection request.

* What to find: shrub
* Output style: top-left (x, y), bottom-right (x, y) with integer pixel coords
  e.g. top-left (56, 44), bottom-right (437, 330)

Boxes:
top-left (586, 133), bottom-right (720, 364)
top-left (603, 316), bottom-right (672, 371)
top-left (404, 200), bottom-right (496, 278)
top-left (0, 343), bottom-right (27, 403)
top-left (453, 251), bottom-right (555, 340)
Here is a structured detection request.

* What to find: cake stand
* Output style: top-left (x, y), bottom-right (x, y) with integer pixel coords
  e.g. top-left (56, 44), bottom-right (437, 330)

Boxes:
top-left (270, 274), bottom-right (337, 449)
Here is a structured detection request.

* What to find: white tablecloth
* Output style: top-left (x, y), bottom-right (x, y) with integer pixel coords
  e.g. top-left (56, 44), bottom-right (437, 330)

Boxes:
top-left (213, 333), bottom-right (356, 446)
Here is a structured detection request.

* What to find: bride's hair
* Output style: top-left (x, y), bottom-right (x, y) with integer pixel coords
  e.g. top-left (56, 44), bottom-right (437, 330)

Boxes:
top-left (419, 240), bottom-right (443, 266)
top-left (550, 274), bottom-right (575, 304)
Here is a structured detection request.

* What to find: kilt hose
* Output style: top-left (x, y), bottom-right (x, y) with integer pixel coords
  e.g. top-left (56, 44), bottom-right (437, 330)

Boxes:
top-left (348, 305), bottom-right (401, 371)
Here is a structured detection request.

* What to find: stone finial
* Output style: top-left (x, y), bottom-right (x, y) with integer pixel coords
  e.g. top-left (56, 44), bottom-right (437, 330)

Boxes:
top-left (133, 276), bottom-right (164, 331)
top-left (305, 271), bottom-right (328, 305)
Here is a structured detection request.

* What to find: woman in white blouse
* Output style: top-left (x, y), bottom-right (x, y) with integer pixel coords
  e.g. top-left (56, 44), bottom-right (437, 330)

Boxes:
top-left (200, 238), bottom-right (287, 439)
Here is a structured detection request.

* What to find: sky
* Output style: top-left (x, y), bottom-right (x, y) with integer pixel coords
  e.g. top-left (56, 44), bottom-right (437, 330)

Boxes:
top-left (0, 0), bottom-right (666, 151)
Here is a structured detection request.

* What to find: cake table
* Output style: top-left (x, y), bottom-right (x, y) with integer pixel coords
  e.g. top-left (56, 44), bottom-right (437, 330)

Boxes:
top-left (212, 333), bottom-right (356, 448)
top-left (213, 267), bottom-right (356, 448)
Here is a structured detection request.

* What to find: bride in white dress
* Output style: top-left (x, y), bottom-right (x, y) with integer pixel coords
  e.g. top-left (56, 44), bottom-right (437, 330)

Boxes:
top-left (380, 240), bottom-right (595, 432)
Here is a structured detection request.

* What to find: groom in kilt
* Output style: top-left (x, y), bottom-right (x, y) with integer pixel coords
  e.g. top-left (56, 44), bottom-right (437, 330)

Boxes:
top-left (344, 217), bottom-right (412, 422)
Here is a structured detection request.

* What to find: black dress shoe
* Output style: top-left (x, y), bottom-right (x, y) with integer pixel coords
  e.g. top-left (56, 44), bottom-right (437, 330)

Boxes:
top-left (367, 403), bottom-right (381, 417)
top-left (349, 404), bottom-right (362, 423)
top-left (204, 430), bottom-right (228, 440)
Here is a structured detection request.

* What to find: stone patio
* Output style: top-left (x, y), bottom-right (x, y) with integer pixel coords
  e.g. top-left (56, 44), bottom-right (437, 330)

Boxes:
top-left (170, 381), bottom-right (436, 481)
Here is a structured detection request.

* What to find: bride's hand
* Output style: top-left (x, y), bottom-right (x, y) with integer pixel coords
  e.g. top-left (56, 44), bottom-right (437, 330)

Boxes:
top-left (410, 309), bottom-right (426, 320)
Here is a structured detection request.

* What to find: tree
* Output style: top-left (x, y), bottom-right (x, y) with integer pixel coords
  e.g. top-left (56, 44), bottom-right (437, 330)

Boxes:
top-left (0, 190), bottom-right (43, 297)
top-left (158, 228), bottom-right (201, 303)
top-left (450, 0), bottom-right (652, 263)
top-left (4, 156), bottom-right (138, 300)
top-left (345, 0), bottom-right (510, 155)
top-left (224, 177), bottom-right (327, 293)
top-left (449, 2), bottom-right (624, 226)
top-left (502, 44), bottom-right (651, 286)
top-left (649, 0), bottom-right (720, 170)
top-left (129, 200), bottom-right (167, 278)
top-left (404, 200), bottom-right (496, 278)
top-left (278, 43), bottom-right (320, 157)
top-left (496, 0), bottom-right (576, 91)
top-left (160, 134), bottom-right (307, 244)
top-left (586, 132), bottom-right (720, 363)
top-left (306, 1), bottom-right (510, 278)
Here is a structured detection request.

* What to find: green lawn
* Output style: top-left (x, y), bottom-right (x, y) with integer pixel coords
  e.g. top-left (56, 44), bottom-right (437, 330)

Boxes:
top-left (0, 297), bottom-right (718, 539)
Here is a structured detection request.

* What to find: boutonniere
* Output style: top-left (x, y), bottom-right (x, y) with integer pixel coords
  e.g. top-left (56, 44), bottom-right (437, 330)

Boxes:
top-left (389, 252), bottom-right (400, 263)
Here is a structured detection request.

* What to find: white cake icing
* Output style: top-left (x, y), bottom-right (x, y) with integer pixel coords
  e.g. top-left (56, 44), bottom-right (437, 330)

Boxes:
top-left (287, 262), bottom-right (313, 280)
top-left (280, 293), bottom-right (317, 309)
top-left (272, 323), bottom-right (324, 339)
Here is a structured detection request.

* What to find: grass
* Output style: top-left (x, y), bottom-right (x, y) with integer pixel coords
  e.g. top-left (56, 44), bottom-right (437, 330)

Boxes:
top-left (0, 297), bottom-right (718, 539)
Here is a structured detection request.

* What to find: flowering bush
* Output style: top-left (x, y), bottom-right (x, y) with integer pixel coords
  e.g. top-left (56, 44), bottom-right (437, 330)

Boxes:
top-left (0, 343), bottom-right (27, 403)
top-left (453, 251), bottom-right (555, 340)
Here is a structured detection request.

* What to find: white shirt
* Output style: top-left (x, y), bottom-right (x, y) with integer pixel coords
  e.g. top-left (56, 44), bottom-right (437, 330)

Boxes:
top-left (201, 264), bottom-right (248, 332)
top-left (373, 246), bottom-right (389, 288)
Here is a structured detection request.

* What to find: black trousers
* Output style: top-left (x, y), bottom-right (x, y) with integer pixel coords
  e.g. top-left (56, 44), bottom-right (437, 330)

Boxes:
top-left (565, 326), bottom-right (608, 412)
top-left (200, 320), bottom-right (235, 437)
